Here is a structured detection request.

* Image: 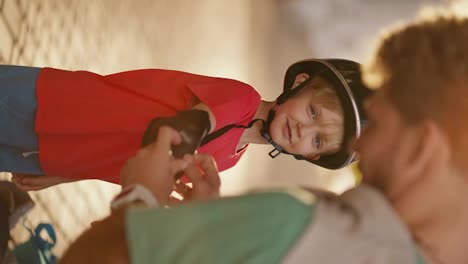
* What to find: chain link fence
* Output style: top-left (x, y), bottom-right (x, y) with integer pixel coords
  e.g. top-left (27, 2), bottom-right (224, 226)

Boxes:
top-left (0, 0), bottom-right (145, 256)
top-left (0, 0), bottom-right (262, 256)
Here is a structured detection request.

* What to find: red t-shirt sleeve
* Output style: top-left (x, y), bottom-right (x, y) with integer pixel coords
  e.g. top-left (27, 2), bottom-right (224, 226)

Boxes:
top-left (186, 78), bottom-right (261, 130)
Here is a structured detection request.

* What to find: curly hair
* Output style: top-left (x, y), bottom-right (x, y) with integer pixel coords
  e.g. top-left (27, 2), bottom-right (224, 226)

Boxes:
top-left (363, 7), bottom-right (468, 166)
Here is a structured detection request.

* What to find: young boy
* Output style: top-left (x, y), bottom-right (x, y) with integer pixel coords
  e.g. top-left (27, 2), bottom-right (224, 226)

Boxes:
top-left (2, 58), bottom-right (371, 190)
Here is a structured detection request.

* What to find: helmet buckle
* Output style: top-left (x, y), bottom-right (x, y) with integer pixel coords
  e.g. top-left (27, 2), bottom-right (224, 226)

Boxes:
top-left (268, 148), bottom-right (281, 158)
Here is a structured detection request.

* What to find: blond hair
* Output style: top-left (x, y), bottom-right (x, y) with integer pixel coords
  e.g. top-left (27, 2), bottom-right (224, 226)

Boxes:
top-left (363, 8), bottom-right (468, 167)
top-left (305, 76), bottom-right (344, 154)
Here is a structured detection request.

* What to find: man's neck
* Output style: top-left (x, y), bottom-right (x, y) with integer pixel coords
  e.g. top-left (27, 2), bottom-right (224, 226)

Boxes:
top-left (392, 166), bottom-right (468, 264)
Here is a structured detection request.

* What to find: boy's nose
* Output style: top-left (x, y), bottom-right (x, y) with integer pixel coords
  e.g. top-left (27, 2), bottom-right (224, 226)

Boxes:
top-left (297, 123), bottom-right (318, 138)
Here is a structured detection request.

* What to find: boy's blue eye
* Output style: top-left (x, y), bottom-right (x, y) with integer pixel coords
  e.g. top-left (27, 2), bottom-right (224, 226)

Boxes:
top-left (314, 134), bottom-right (322, 149)
top-left (309, 105), bottom-right (317, 120)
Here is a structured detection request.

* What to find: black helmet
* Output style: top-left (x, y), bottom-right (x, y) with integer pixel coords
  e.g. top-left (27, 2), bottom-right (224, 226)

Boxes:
top-left (261, 58), bottom-right (373, 169)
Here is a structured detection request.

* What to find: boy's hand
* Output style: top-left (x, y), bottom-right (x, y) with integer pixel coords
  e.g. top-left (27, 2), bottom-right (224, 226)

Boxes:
top-left (171, 154), bottom-right (221, 203)
top-left (120, 126), bottom-right (192, 206)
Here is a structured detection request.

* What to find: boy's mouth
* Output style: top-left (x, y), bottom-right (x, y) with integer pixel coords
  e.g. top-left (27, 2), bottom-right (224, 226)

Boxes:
top-left (285, 119), bottom-right (292, 144)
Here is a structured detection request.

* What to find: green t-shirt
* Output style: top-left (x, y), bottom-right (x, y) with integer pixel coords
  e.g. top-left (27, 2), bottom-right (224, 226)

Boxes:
top-left (126, 190), bottom-right (314, 264)
top-left (126, 187), bottom-right (428, 264)
top-left (415, 251), bottom-right (427, 264)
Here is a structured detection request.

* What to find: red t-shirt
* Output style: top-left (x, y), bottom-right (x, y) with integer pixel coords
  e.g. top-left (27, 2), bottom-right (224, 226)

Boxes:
top-left (35, 68), bottom-right (261, 184)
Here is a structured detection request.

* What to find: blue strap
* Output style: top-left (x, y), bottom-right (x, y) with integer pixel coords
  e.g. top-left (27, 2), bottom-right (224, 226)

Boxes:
top-left (33, 223), bottom-right (57, 251)
top-left (23, 223), bottom-right (57, 264)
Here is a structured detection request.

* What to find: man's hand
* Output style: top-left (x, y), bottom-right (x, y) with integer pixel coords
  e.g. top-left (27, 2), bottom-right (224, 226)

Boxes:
top-left (172, 154), bottom-right (221, 203)
top-left (120, 126), bottom-right (192, 206)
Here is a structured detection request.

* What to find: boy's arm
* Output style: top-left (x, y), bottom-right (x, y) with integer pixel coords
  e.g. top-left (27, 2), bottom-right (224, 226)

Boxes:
top-left (11, 174), bottom-right (79, 191)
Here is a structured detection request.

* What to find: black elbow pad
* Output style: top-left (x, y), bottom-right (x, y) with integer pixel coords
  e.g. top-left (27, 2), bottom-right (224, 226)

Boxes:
top-left (141, 109), bottom-right (211, 159)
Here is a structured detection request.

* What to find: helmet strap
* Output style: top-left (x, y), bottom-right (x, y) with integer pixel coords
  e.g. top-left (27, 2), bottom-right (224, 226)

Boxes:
top-left (260, 109), bottom-right (286, 158)
top-left (201, 118), bottom-right (264, 146)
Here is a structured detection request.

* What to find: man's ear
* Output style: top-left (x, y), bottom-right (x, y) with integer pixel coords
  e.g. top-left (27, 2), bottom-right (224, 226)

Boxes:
top-left (292, 73), bottom-right (310, 89)
top-left (402, 120), bottom-right (450, 178)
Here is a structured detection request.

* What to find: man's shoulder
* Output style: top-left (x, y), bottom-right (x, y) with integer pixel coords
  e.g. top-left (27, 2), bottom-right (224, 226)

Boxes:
top-left (284, 185), bottom-right (420, 264)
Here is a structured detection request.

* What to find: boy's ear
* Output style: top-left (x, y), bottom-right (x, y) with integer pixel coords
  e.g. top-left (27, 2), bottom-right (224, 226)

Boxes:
top-left (292, 73), bottom-right (310, 89)
top-left (305, 154), bottom-right (320, 160)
